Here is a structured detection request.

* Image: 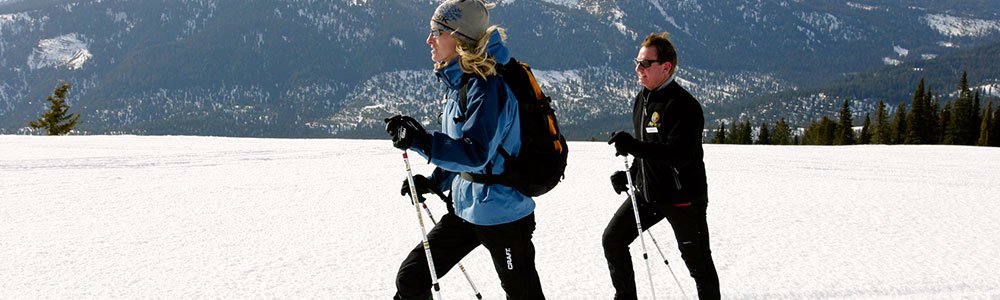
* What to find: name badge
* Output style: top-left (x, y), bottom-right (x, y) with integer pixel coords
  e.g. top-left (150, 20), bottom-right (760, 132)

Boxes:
top-left (645, 127), bottom-right (659, 133)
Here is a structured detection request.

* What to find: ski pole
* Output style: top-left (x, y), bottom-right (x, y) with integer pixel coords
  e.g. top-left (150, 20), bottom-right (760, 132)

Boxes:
top-left (646, 230), bottom-right (688, 300)
top-left (402, 151), bottom-right (443, 299)
top-left (421, 202), bottom-right (483, 299)
top-left (623, 156), bottom-right (656, 299)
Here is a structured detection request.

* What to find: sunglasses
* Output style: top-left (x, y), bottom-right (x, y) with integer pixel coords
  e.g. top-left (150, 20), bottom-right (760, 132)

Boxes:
top-left (430, 28), bottom-right (444, 38)
top-left (635, 59), bottom-right (665, 68)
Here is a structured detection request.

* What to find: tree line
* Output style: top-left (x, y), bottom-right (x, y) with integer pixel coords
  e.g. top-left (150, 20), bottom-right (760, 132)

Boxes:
top-left (711, 72), bottom-right (1000, 147)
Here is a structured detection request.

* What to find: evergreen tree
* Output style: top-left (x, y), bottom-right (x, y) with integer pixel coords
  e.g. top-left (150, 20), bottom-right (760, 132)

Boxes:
top-left (991, 107), bottom-right (1000, 147)
top-left (874, 100), bottom-right (889, 144)
top-left (928, 92), bottom-right (941, 143)
top-left (859, 114), bottom-right (872, 144)
top-left (725, 120), bottom-right (740, 144)
top-left (906, 80), bottom-right (932, 144)
top-left (979, 102), bottom-right (993, 146)
top-left (738, 119), bottom-right (753, 145)
top-left (712, 122), bottom-right (727, 144)
top-left (801, 119), bottom-right (819, 145)
top-left (940, 101), bottom-right (953, 144)
top-left (951, 73), bottom-right (976, 145)
top-left (891, 102), bottom-right (907, 144)
top-left (803, 117), bottom-right (836, 145)
top-left (757, 122), bottom-right (771, 145)
top-left (959, 71), bottom-right (970, 98)
top-left (972, 90), bottom-right (982, 141)
top-left (772, 118), bottom-right (792, 145)
top-left (29, 82), bottom-right (80, 136)
top-left (834, 99), bottom-right (855, 145)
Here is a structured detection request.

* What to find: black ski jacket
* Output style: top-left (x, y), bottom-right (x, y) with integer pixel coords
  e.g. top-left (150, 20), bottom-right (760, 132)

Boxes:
top-left (628, 80), bottom-right (708, 206)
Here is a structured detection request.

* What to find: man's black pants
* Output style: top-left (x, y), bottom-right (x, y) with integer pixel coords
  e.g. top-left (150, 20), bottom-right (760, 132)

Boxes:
top-left (602, 197), bottom-right (720, 300)
top-left (394, 213), bottom-right (545, 300)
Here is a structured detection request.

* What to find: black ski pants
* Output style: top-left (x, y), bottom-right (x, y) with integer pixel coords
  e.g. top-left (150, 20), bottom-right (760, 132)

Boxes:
top-left (394, 213), bottom-right (545, 300)
top-left (602, 196), bottom-right (720, 300)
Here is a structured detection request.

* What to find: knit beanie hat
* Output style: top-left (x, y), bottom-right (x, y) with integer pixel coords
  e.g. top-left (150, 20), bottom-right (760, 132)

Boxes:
top-left (431, 0), bottom-right (493, 45)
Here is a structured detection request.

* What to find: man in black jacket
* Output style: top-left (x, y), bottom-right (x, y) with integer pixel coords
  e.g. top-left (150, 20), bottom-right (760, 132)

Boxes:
top-left (604, 32), bottom-right (720, 300)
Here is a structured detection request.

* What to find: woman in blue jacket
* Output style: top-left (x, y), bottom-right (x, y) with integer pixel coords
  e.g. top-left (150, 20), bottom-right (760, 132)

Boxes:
top-left (384, 0), bottom-right (545, 299)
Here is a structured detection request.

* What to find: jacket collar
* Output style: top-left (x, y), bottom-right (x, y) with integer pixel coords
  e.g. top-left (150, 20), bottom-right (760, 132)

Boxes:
top-left (646, 73), bottom-right (676, 93)
top-left (436, 58), bottom-right (464, 89)
top-left (641, 76), bottom-right (679, 106)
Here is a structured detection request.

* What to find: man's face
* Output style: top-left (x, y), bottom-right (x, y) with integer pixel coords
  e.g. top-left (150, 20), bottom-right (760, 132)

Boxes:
top-left (635, 46), bottom-right (673, 90)
top-left (426, 26), bottom-right (459, 63)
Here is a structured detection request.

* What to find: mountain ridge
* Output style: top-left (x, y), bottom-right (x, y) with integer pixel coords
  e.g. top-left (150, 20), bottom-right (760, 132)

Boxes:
top-left (1, 0), bottom-right (997, 137)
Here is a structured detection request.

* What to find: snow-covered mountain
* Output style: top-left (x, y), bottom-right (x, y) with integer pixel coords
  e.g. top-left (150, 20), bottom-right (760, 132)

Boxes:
top-left (0, 0), bottom-right (997, 137)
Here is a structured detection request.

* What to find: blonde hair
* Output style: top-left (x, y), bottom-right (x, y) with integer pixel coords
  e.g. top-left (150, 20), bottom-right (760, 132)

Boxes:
top-left (435, 25), bottom-right (506, 79)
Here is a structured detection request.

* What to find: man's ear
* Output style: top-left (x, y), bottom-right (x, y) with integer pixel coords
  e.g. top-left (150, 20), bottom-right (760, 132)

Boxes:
top-left (662, 62), bottom-right (673, 75)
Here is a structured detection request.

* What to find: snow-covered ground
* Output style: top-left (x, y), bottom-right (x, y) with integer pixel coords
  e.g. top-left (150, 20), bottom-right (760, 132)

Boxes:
top-left (2, 135), bottom-right (998, 299)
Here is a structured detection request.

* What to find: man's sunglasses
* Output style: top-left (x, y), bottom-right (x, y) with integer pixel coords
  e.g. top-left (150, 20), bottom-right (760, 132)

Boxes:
top-left (635, 59), bottom-right (666, 68)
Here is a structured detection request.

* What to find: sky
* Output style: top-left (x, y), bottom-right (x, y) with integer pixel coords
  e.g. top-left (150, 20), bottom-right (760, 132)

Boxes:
top-left (2, 135), bottom-right (999, 299)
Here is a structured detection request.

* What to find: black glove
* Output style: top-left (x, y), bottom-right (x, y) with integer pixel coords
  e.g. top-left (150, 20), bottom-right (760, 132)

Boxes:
top-left (385, 115), bottom-right (430, 151)
top-left (401, 175), bottom-right (436, 203)
top-left (610, 171), bottom-right (629, 194)
top-left (607, 131), bottom-right (638, 157)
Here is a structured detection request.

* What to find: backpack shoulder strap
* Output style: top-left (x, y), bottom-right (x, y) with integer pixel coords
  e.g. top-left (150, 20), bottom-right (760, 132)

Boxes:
top-left (455, 74), bottom-right (470, 123)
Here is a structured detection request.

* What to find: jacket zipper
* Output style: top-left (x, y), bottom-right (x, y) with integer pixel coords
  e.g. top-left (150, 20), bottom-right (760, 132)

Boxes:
top-left (639, 94), bottom-right (650, 200)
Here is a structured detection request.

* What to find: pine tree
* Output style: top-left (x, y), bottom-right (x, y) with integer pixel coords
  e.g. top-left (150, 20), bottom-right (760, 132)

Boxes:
top-left (979, 102), bottom-right (993, 146)
top-left (972, 90), bottom-right (982, 141)
top-left (991, 107), bottom-right (1000, 147)
top-left (738, 119), bottom-right (753, 145)
top-left (891, 102), bottom-right (907, 144)
top-left (959, 71), bottom-right (971, 98)
top-left (803, 117), bottom-right (836, 145)
top-left (859, 114), bottom-right (872, 144)
top-left (927, 92), bottom-right (941, 143)
top-left (952, 73), bottom-right (976, 145)
top-left (29, 82), bottom-right (80, 136)
top-left (757, 122), bottom-right (771, 145)
top-left (834, 99), bottom-right (855, 145)
top-left (712, 122), bottom-right (727, 144)
top-left (772, 118), bottom-right (792, 145)
top-left (823, 117), bottom-right (837, 145)
top-left (874, 100), bottom-right (889, 144)
top-left (940, 101), bottom-right (953, 144)
top-left (906, 80), bottom-right (932, 144)
top-left (801, 119), bottom-right (819, 145)
top-left (725, 120), bottom-right (740, 144)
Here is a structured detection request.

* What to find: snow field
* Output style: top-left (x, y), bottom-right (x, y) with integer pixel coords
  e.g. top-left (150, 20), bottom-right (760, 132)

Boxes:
top-left (1, 135), bottom-right (998, 298)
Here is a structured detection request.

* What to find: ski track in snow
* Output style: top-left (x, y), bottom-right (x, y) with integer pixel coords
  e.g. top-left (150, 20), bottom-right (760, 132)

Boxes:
top-left (1, 135), bottom-right (999, 298)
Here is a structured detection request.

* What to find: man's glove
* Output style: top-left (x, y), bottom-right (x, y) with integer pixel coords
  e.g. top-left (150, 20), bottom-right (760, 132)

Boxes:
top-left (401, 175), bottom-right (436, 203)
top-left (607, 131), bottom-right (639, 157)
top-left (385, 115), bottom-right (430, 151)
top-left (610, 171), bottom-right (629, 194)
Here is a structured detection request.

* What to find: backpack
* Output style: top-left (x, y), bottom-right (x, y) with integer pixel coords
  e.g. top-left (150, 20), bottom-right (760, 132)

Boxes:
top-left (457, 57), bottom-right (569, 197)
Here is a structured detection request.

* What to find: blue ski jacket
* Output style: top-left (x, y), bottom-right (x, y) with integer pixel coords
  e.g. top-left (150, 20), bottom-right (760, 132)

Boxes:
top-left (411, 31), bottom-right (534, 226)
